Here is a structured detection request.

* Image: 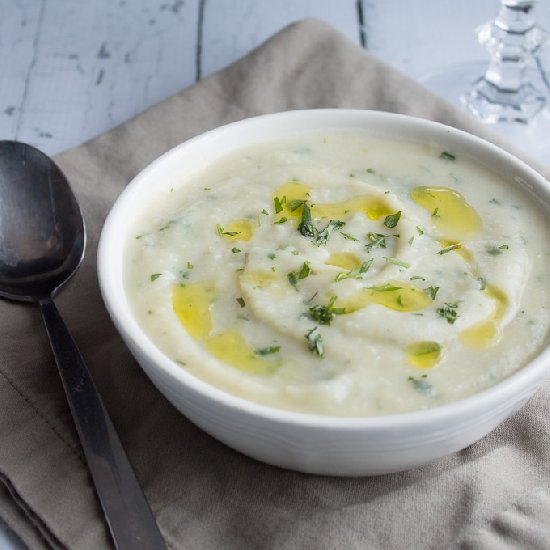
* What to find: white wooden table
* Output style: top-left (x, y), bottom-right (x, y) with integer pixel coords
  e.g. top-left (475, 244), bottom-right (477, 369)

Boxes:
top-left (4, 0), bottom-right (549, 160)
top-left (1, 0), bottom-right (549, 546)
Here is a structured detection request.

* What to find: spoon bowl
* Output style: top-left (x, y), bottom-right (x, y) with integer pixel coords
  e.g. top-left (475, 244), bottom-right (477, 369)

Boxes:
top-left (0, 141), bottom-right (165, 549)
top-left (0, 141), bottom-right (85, 300)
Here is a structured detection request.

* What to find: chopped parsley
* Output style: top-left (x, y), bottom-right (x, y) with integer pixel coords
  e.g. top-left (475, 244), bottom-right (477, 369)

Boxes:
top-left (315, 220), bottom-right (346, 246)
top-left (297, 202), bottom-right (345, 246)
top-left (287, 271), bottom-right (299, 288)
top-left (416, 226), bottom-right (424, 235)
top-left (298, 203), bottom-right (316, 237)
top-left (432, 207), bottom-right (440, 218)
top-left (339, 231), bottom-right (358, 241)
top-left (437, 302), bottom-right (459, 324)
top-left (150, 273), bottom-right (161, 282)
top-left (216, 224), bottom-right (239, 237)
top-left (288, 261), bottom-right (311, 288)
top-left (365, 232), bottom-right (387, 252)
top-left (236, 297), bottom-right (246, 308)
top-left (425, 286), bottom-right (440, 300)
top-left (489, 198), bottom-right (500, 205)
top-left (478, 277), bottom-right (487, 291)
top-left (261, 209), bottom-right (269, 215)
top-left (334, 259), bottom-right (373, 282)
top-left (305, 327), bottom-right (324, 357)
top-left (187, 262), bottom-right (194, 269)
top-left (438, 243), bottom-right (460, 255)
top-left (384, 257), bottom-right (410, 268)
top-left (407, 375), bottom-right (434, 396)
top-left (298, 261), bottom-right (311, 279)
top-left (254, 346), bottom-right (280, 355)
top-left (366, 168), bottom-right (376, 174)
top-left (369, 283), bottom-right (402, 292)
top-left (287, 199), bottom-right (307, 212)
top-left (383, 210), bottom-right (402, 229)
top-left (440, 151), bottom-right (456, 161)
top-left (487, 244), bottom-right (509, 256)
top-left (410, 275), bottom-right (426, 281)
top-left (231, 247), bottom-right (241, 253)
top-left (309, 296), bottom-right (346, 325)
top-left (274, 196), bottom-right (285, 214)
top-left (267, 252), bottom-right (276, 260)
top-left (274, 217), bottom-right (288, 224)
top-left (410, 342), bottom-right (441, 356)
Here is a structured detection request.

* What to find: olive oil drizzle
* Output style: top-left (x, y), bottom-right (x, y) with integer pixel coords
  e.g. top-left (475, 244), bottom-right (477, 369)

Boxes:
top-left (172, 281), bottom-right (276, 375)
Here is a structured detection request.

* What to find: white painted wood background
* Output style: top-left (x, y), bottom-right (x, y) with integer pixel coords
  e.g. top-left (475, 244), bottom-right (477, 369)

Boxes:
top-left (3, 0), bottom-right (549, 158)
top-left (1, 0), bottom-right (549, 547)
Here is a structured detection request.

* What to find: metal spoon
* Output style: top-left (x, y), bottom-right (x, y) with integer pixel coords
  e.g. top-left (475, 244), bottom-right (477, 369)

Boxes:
top-left (0, 141), bottom-right (166, 550)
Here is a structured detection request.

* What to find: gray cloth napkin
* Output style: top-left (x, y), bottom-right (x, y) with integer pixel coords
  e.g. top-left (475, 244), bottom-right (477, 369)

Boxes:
top-left (1, 19), bottom-right (550, 550)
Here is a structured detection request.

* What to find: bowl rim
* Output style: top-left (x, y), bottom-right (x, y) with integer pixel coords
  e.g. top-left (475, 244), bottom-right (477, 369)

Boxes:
top-left (98, 108), bottom-right (550, 430)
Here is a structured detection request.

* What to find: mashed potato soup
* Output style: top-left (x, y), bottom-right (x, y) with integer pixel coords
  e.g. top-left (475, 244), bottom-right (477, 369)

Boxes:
top-left (124, 131), bottom-right (550, 416)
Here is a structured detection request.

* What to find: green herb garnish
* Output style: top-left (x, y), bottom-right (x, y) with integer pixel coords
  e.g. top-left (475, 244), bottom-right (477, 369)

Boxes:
top-left (425, 286), bottom-right (440, 300)
top-left (287, 271), bottom-right (299, 288)
top-left (369, 283), bottom-right (402, 292)
top-left (315, 220), bottom-right (345, 246)
top-left (339, 231), bottom-right (358, 241)
top-left (437, 302), bottom-right (459, 324)
top-left (274, 217), bottom-right (288, 224)
top-left (365, 232), bottom-right (387, 252)
top-left (231, 247), bottom-right (241, 253)
top-left (305, 327), bottom-right (324, 357)
top-left (383, 210), bottom-right (402, 229)
top-left (334, 259), bottom-right (373, 282)
top-left (298, 203), bottom-right (316, 237)
top-left (287, 199), bottom-right (307, 212)
top-left (416, 226), bottom-right (424, 235)
top-left (487, 244), bottom-right (509, 256)
top-left (407, 375), bottom-right (434, 395)
top-left (150, 273), bottom-right (161, 282)
top-left (440, 151), bottom-right (456, 161)
top-left (236, 297), bottom-right (246, 308)
top-left (298, 261), bottom-right (311, 279)
top-left (438, 243), bottom-right (460, 255)
top-left (287, 261), bottom-right (311, 289)
top-left (309, 296), bottom-right (346, 325)
top-left (410, 275), bottom-right (426, 281)
top-left (274, 196), bottom-right (285, 214)
top-left (384, 257), bottom-right (410, 268)
top-left (478, 277), bottom-right (487, 291)
top-left (255, 346), bottom-right (280, 355)
top-left (267, 252), bottom-right (276, 260)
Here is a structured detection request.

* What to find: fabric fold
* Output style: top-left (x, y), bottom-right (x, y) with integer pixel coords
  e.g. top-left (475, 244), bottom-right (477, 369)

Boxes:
top-left (1, 18), bottom-right (549, 549)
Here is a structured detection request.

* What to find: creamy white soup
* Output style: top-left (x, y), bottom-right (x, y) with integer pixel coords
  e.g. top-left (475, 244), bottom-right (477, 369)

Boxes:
top-left (124, 131), bottom-right (550, 416)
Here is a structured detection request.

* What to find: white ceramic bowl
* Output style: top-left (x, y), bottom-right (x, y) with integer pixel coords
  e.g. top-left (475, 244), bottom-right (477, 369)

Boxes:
top-left (98, 110), bottom-right (550, 476)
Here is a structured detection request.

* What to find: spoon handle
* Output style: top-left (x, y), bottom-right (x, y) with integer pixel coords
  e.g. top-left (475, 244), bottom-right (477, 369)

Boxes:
top-left (39, 297), bottom-right (166, 550)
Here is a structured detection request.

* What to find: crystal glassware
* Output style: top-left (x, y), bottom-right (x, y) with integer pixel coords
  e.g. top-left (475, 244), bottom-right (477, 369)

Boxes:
top-left (421, 0), bottom-right (550, 164)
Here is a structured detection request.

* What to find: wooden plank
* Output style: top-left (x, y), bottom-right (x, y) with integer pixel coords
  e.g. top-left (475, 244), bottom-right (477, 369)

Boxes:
top-left (0, 0), bottom-right (45, 143)
top-left (1, 0), bottom-right (199, 155)
top-left (362, 0), bottom-right (500, 79)
top-left (200, 0), bottom-right (360, 79)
